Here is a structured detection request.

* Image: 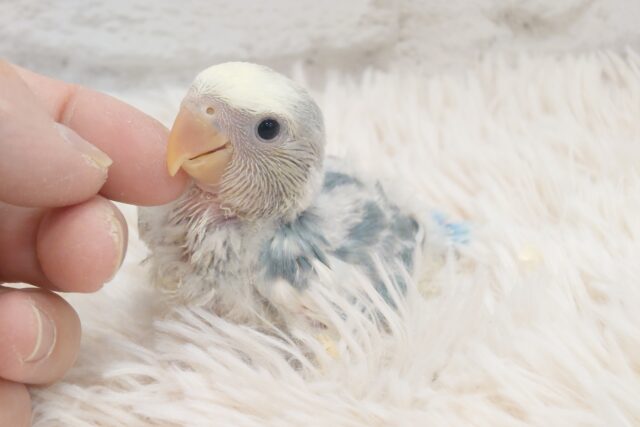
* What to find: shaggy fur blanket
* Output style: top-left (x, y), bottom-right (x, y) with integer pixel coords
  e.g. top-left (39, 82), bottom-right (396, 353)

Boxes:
top-left (31, 51), bottom-right (640, 426)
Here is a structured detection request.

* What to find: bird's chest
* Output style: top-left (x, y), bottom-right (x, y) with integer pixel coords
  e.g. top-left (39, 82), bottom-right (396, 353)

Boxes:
top-left (183, 219), bottom-right (269, 289)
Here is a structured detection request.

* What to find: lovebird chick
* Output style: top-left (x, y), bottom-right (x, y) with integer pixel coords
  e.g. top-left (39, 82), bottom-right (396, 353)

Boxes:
top-left (139, 63), bottom-right (458, 327)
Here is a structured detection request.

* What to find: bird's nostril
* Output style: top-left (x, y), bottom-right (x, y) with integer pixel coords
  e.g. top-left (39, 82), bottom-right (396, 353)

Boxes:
top-left (206, 107), bottom-right (215, 115)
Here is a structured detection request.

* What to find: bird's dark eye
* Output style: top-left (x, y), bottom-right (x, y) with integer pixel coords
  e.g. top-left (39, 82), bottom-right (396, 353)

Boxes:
top-left (257, 118), bottom-right (280, 141)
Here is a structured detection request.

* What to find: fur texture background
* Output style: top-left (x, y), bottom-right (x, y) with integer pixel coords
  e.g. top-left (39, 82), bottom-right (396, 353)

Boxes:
top-left (3, 0), bottom-right (640, 88)
top-left (29, 51), bottom-right (640, 426)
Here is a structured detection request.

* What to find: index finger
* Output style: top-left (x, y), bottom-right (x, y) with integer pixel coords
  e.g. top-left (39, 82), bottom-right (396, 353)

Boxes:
top-left (14, 65), bottom-right (189, 206)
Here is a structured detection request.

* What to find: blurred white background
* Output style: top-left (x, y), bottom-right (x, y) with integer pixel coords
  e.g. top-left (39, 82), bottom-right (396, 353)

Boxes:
top-left (2, 0), bottom-right (640, 91)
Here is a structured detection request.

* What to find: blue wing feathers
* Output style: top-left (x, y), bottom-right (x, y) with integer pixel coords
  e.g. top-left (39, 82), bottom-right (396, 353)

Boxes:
top-left (261, 170), bottom-right (468, 301)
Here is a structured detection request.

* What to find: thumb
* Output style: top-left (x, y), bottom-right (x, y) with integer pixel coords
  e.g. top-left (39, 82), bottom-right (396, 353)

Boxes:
top-left (0, 61), bottom-right (112, 208)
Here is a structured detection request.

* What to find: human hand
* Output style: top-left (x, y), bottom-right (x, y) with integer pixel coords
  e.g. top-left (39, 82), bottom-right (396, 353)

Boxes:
top-left (0, 61), bottom-right (188, 426)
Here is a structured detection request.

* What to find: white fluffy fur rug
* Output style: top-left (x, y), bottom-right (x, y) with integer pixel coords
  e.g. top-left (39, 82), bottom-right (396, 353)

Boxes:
top-left (31, 51), bottom-right (640, 426)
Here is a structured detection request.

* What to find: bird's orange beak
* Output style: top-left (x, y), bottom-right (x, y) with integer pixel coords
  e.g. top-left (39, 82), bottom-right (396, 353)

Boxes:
top-left (166, 106), bottom-right (232, 187)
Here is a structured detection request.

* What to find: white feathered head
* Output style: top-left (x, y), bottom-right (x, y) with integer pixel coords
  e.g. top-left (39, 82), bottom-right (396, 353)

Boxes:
top-left (167, 62), bottom-right (325, 221)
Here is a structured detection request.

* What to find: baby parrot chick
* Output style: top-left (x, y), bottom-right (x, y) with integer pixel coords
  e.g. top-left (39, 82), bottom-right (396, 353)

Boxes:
top-left (139, 63), bottom-right (459, 327)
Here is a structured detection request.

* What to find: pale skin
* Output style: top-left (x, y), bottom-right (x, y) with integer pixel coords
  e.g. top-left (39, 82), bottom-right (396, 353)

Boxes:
top-left (0, 61), bottom-right (189, 426)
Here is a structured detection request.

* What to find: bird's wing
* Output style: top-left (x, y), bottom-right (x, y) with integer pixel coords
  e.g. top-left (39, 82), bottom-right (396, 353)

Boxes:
top-left (320, 173), bottom-right (421, 302)
top-left (258, 158), bottom-right (469, 304)
top-left (259, 208), bottom-right (330, 291)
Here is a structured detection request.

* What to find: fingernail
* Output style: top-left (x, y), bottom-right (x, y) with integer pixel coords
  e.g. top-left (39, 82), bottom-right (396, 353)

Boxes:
top-left (23, 304), bottom-right (57, 363)
top-left (106, 206), bottom-right (126, 281)
top-left (55, 122), bottom-right (113, 170)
